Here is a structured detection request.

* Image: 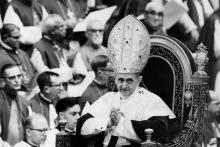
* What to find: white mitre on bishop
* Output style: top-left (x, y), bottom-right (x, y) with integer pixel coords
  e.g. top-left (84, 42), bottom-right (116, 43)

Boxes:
top-left (107, 15), bottom-right (151, 73)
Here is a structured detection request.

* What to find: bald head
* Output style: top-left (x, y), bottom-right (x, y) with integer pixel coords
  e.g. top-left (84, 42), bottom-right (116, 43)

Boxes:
top-left (25, 114), bottom-right (48, 146)
top-left (24, 114), bottom-right (48, 130)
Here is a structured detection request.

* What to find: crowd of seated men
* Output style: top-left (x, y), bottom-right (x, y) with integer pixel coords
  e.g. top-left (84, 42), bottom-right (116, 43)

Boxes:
top-left (0, 0), bottom-right (219, 146)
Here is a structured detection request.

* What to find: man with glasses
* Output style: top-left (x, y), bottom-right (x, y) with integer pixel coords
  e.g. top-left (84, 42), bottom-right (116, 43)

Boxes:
top-left (0, 24), bottom-right (37, 92)
top-left (73, 19), bottom-right (108, 74)
top-left (14, 114), bottom-right (49, 147)
top-left (0, 64), bottom-right (29, 146)
top-left (141, 1), bottom-right (166, 35)
top-left (79, 55), bottom-right (115, 110)
top-left (29, 71), bottom-right (64, 129)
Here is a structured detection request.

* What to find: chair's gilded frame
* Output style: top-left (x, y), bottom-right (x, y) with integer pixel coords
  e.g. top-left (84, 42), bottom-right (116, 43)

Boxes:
top-left (142, 35), bottom-right (208, 147)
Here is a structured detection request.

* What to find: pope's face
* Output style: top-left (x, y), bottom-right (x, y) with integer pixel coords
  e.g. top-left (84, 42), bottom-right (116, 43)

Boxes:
top-left (115, 73), bottom-right (142, 98)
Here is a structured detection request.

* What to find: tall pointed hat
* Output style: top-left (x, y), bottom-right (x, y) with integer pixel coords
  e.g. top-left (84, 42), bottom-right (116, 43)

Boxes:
top-left (107, 15), bottom-right (151, 73)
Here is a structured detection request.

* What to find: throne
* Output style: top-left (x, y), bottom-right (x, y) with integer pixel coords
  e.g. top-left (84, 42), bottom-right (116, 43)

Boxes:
top-left (141, 35), bottom-right (209, 147)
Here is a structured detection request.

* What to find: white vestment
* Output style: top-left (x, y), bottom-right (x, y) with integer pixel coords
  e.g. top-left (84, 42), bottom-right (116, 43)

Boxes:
top-left (81, 87), bottom-right (175, 146)
top-left (14, 141), bottom-right (32, 147)
top-left (14, 140), bottom-right (44, 147)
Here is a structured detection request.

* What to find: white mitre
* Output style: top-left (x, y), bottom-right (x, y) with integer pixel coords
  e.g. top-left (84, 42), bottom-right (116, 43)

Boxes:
top-left (107, 15), bottom-right (151, 73)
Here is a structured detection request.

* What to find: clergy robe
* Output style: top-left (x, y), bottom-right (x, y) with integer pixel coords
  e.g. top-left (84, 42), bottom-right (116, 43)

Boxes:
top-left (77, 87), bottom-right (175, 147)
top-left (79, 81), bottom-right (109, 109)
top-left (29, 93), bottom-right (57, 129)
top-left (14, 140), bottom-right (42, 147)
top-left (34, 36), bottom-right (61, 69)
top-left (0, 86), bottom-right (29, 144)
top-left (14, 141), bottom-right (33, 147)
top-left (74, 42), bottom-right (108, 72)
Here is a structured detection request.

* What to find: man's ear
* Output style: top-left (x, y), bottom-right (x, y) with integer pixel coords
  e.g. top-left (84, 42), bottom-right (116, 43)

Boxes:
top-left (97, 69), bottom-right (102, 75)
top-left (26, 129), bottom-right (31, 137)
top-left (44, 86), bottom-right (50, 94)
top-left (0, 78), bottom-right (6, 88)
top-left (59, 112), bottom-right (64, 120)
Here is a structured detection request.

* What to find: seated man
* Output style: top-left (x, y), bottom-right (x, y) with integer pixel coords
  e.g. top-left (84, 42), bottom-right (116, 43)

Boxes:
top-left (73, 19), bottom-right (108, 74)
top-left (43, 97), bottom-right (81, 147)
top-left (77, 15), bottom-right (175, 147)
top-left (14, 114), bottom-right (49, 147)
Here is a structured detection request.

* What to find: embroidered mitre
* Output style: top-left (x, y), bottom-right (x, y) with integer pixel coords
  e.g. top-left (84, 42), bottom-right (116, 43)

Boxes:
top-left (107, 15), bottom-right (151, 73)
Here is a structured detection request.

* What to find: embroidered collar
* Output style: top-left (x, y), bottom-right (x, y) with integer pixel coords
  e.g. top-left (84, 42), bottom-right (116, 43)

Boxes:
top-left (120, 87), bottom-right (139, 100)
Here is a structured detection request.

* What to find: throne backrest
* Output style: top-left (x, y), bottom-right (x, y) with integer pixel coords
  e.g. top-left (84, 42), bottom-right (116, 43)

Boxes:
top-left (142, 35), bottom-right (197, 132)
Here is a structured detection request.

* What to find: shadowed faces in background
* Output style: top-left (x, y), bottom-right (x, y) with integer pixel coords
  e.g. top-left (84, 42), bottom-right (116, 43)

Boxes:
top-left (2, 25), bottom-right (21, 49)
top-left (85, 20), bottom-right (104, 46)
top-left (144, 2), bottom-right (164, 31)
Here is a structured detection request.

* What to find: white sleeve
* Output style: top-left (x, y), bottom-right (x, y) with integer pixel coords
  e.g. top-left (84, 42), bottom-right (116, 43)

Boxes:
top-left (201, 0), bottom-right (214, 18)
top-left (81, 118), bottom-right (108, 135)
top-left (3, 5), bottom-right (23, 28)
top-left (41, 129), bottom-right (59, 147)
top-left (41, 6), bottom-right (48, 20)
top-left (0, 17), bottom-right (2, 29)
top-left (178, 13), bottom-right (197, 33)
top-left (0, 138), bottom-right (11, 147)
top-left (19, 26), bottom-right (42, 45)
top-left (115, 117), bottom-right (141, 141)
top-left (81, 95), bottom-right (111, 135)
top-left (72, 52), bottom-right (88, 74)
top-left (215, 71), bottom-right (220, 98)
top-left (214, 19), bottom-right (220, 59)
top-left (30, 48), bottom-right (49, 73)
